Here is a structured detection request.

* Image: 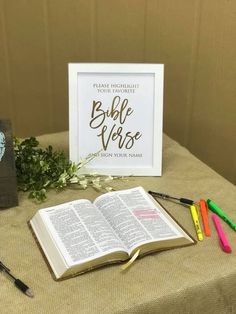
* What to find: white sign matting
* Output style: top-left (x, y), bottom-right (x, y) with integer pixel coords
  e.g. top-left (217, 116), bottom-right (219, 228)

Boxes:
top-left (69, 63), bottom-right (164, 176)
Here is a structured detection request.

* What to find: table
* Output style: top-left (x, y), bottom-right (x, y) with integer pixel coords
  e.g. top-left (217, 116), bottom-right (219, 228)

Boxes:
top-left (1, 132), bottom-right (236, 314)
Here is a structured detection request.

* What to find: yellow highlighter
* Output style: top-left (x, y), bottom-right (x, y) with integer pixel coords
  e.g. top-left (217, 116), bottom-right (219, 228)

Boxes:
top-left (190, 205), bottom-right (203, 241)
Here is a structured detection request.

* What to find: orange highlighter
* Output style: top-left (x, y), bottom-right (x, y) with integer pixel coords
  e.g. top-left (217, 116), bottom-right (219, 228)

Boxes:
top-left (199, 199), bottom-right (211, 236)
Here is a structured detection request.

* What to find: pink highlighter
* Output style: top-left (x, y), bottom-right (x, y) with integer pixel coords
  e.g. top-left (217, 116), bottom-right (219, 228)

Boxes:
top-left (212, 214), bottom-right (232, 253)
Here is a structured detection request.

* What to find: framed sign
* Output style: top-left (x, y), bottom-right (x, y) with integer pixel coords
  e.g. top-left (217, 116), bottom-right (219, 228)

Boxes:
top-left (69, 63), bottom-right (164, 176)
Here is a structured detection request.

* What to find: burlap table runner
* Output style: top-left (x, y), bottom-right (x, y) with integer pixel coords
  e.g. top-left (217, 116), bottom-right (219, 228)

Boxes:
top-left (0, 132), bottom-right (235, 314)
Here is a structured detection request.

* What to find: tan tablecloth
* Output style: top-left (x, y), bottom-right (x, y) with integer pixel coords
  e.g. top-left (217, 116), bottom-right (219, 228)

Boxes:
top-left (0, 132), bottom-right (236, 314)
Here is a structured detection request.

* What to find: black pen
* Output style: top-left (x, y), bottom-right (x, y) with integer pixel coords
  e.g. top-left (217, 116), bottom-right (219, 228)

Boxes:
top-left (0, 261), bottom-right (34, 298)
top-left (148, 191), bottom-right (195, 206)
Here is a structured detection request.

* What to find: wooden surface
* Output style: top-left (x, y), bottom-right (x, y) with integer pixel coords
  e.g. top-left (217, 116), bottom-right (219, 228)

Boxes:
top-left (0, 120), bottom-right (18, 208)
top-left (0, 0), bottom-right (235, 185)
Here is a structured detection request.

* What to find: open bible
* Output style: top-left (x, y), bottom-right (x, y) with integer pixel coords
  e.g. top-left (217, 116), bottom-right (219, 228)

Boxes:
top-left (30, 187), bottom-right (195, 279)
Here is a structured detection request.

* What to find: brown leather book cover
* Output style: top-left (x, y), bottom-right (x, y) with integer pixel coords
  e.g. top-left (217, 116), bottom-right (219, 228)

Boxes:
top-left (0, 120), bottom-right (18, 208)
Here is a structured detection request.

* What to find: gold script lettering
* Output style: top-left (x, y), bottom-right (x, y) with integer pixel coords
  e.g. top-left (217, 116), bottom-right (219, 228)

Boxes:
top-left (97, 124), bottom-right (142, 150)
top-left (89, 96), bottom-right (142, 151)
top-left (90, 96), bottom-right (133, 129)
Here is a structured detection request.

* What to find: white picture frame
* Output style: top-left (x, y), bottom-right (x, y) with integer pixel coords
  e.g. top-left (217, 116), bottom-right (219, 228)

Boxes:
top-left (69, 63), bottom-right (164, 176)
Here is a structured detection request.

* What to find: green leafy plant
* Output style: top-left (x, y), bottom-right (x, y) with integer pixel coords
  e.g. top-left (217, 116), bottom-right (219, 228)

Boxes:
top-left (14, 137), bottom-right (119, 203)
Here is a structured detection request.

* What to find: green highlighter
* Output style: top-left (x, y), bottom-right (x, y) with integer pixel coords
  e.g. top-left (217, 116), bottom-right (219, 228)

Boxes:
top-left (207, 199), bottom-right (236, 231)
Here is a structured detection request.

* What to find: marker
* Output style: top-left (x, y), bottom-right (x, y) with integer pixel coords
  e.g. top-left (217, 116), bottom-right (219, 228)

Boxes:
top-left (199, 199), bottom-right (210, 236)
top-left (190, 205), bottom-right (203, 241)
top-left (212, 214), bottom-right (231, 253)
top-left (207, 199), bottom-right (236, 231)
